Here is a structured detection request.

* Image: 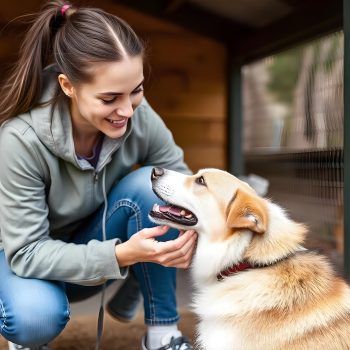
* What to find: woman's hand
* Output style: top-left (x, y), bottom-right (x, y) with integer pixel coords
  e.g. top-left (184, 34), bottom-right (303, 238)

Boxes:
top-left (115, 226), bottom-right (197, 268)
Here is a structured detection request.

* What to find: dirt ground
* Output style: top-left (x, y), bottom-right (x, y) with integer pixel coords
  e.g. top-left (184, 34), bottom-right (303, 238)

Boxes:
top-left (0, 310), bottom-right (197, 350)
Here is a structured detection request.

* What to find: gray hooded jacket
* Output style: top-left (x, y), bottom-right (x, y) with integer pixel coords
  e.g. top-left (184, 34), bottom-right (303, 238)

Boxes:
top-left (0, 65), bottom-right (189, 285)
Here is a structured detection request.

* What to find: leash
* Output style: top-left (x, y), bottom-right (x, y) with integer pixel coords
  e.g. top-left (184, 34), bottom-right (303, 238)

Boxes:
top-left (95, 283), bottom-right (106, 350)
top-left (95, 168), bottom-right (108, 350)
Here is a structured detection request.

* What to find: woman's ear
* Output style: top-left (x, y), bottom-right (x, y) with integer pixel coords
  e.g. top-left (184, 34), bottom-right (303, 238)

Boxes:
top-left (227, 189), bottom-right (268, 234)
top-left (57, 74), bottom-right (75, 98)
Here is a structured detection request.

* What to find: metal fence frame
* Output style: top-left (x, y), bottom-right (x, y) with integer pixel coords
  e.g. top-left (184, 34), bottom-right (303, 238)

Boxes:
top-left (343, 0), bottom-right (350, 279)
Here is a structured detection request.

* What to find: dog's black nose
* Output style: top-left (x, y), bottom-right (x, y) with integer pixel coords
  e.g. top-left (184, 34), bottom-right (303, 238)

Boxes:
top-left (151, 167), bottom-right (164, 180)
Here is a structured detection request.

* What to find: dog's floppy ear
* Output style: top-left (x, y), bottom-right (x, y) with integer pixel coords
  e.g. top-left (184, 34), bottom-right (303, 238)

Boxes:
top-left (227, 189), bottom-right (267, 234)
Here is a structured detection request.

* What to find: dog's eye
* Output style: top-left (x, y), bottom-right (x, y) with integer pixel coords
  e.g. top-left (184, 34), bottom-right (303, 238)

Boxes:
top-left (195, 176), bottom-right (206, 186)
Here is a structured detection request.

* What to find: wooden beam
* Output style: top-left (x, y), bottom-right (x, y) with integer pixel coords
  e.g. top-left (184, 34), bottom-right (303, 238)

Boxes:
top-left (279, 0), bottom-right (312, 7)
top-left (113, 0), bottom-right (252, 43)
top-left (231, 0), bottom-right (343, 63)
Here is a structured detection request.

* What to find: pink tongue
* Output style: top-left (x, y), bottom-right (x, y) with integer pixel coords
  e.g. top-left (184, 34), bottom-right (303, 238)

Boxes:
top-left (159, 205), bottom-right (181, 215)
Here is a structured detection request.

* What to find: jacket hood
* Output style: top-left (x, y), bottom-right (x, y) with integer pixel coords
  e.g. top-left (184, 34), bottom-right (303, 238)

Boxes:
top-left (27, 65), bottom-right (132, 170)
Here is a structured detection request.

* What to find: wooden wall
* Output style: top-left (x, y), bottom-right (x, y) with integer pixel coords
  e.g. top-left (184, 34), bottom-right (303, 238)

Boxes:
top-left (0, 0), bottom-right (227, 172)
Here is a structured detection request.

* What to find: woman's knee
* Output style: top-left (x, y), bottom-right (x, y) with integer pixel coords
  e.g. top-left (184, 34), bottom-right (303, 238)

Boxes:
top-left (1, 282), bottom-right (70, 346)
top-left (121, 166), bottom-right (153, 190)
top-left (115, 166), bottom-right (156, 203)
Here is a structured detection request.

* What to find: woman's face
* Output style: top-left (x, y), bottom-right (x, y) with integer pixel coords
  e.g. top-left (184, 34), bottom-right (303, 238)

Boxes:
top-left (67, 56), bottom-right (144, 139)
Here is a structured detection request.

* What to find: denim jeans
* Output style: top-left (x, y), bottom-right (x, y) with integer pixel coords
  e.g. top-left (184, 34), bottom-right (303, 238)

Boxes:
top-left (0, 166), bottom-right (179, 346)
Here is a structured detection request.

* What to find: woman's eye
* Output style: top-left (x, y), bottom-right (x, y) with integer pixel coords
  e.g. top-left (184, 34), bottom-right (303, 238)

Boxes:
top-left (101, 97), bottom-right (117, 105)
top-left (132, 88), bottom-right (144, 95)
top-left (195, 176), bottom-right (206, 186)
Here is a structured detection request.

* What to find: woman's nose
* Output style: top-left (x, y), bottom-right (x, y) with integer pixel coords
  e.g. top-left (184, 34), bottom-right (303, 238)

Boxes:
top-left (116, 98), bottom-right (134, 118)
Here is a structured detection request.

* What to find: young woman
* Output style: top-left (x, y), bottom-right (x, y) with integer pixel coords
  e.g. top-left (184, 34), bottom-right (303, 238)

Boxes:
top-left (0, 1), bottom-right (197, 350)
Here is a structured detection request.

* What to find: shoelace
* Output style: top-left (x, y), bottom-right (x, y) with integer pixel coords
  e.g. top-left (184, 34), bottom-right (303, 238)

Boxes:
top-left (158, 336), bottom-right (193, 350)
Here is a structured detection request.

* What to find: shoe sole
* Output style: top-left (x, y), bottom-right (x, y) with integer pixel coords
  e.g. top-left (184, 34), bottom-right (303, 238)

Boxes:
top-left (106, 303), bottom-right (136, 323)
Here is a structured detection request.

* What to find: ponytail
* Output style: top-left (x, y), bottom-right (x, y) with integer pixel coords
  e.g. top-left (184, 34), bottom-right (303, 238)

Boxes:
top-left (0, 1), bottom-right (69, 124)
top-left (0, 0), bottom-right (144, 124)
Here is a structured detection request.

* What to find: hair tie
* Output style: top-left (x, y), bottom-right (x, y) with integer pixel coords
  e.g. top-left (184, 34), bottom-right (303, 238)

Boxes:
top-left (61, 4), bottom-right (72, 17)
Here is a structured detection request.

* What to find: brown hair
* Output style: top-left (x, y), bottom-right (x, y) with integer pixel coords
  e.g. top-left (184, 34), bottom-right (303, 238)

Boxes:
top-left (0, 0), bottom-right (145, 124)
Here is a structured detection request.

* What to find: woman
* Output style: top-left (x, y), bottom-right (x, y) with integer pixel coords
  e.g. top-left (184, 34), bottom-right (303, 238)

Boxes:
top-left (0, 1), bottom-right (197, 350)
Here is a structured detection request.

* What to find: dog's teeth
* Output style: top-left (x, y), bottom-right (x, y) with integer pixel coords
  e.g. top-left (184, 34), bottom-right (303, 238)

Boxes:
top-left (185, 213), bottom-right (193, 218)
top-left (180, 210), bottom-right (186, 216)
top-left (153, 204), bottom-right (160, 212)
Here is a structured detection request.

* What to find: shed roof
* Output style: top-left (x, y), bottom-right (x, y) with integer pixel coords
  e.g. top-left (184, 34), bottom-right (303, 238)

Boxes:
top-left (116, 0), bottom-right (343, 62)
top-left (0, 0), bottom-right (343, 63)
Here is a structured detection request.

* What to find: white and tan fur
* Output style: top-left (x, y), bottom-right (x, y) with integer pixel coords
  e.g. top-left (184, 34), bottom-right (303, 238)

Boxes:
top-left (150, 168), bottom-right (350, 350)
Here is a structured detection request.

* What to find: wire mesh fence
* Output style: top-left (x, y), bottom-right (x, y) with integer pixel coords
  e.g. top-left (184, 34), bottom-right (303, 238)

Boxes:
top-left (242, 31), bottom-right (344, 271)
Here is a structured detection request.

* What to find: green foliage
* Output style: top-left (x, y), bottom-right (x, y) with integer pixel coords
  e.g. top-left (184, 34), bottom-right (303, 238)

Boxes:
top-left (266, 32), bottom-right (342, 106)
top-left (266, 48), bottom-right (301, 106)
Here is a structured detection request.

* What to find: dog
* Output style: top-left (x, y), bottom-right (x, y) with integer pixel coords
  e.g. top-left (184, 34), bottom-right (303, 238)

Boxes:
top-left (149, 167), bottom-right (350, 350)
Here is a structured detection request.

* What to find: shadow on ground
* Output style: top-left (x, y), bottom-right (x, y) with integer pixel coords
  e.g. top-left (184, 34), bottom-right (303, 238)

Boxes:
top-left (0, 270), bottom-right (197, 350)
top-left (0, 310), bottom-right (197, 350)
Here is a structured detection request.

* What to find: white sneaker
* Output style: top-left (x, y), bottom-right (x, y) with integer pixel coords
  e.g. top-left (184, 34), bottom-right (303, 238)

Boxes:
top-left (141, 333), bottom-right (193, 350)
top-left (8, 341), bottom-right (51, 350)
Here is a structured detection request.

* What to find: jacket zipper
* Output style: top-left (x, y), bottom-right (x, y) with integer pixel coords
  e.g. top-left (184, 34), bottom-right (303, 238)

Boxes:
top-left (93, 156), bottom-right (112, 183)
top-left (93, 170), bottom-right (99, 182)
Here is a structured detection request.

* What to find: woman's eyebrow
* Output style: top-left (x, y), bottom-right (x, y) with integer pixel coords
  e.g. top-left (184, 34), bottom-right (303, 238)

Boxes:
top-left (97, 79), bottom-right (144, 96)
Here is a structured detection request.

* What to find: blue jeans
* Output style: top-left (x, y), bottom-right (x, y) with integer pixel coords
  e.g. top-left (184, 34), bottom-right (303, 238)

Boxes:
top-left (0, 167), bottom-right (179, 346)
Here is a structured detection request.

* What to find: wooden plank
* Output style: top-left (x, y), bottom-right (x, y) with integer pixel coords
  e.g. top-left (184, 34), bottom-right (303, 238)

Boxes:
top-left (0, 27), bottom-right (23, 56)
top-left (0, 0), bottom-right (42, 22)
top-left (148, 76), bottom-right (226, 97)
top-left (163, 115), bottom-right (225, 122)
top-left (146, 66), bottom-right (226, 101)
top-left (146, 91), bottom-right (226, 119)
top-left (166, 119), bottom-right (226, 147)
top-left (146, 69), bottom-right (226, 95)
top-left (147, 34), bottom-right (226, 75)
top-left (183, 146), bottom-right (227, 172)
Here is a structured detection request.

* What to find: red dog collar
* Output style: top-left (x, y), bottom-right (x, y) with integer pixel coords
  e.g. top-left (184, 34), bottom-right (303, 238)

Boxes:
top-left (216, 249), bottom-right (308, 281)
top-left (217, 262), bottom-right (252, 281)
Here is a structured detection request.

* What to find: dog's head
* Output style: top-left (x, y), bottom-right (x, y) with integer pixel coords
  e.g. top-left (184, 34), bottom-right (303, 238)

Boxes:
top-left (149, 167), bottom-right (268, 239)
top-left (150, 167), bottom-right (307, 277)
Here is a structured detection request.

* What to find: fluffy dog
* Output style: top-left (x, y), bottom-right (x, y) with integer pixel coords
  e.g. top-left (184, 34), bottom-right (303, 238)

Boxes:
top-left (149, 167), bottom-right (350, 350)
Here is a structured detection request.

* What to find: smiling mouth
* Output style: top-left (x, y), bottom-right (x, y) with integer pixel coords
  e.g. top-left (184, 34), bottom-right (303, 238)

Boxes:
top-left (149, 203), bottom-right (198, 226)
top-left (106, 118), bottom-right (127, 126)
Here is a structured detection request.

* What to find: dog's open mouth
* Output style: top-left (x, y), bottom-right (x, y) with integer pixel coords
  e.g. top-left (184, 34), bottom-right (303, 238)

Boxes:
top-left (149, 203), bottom-right (198, 226)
